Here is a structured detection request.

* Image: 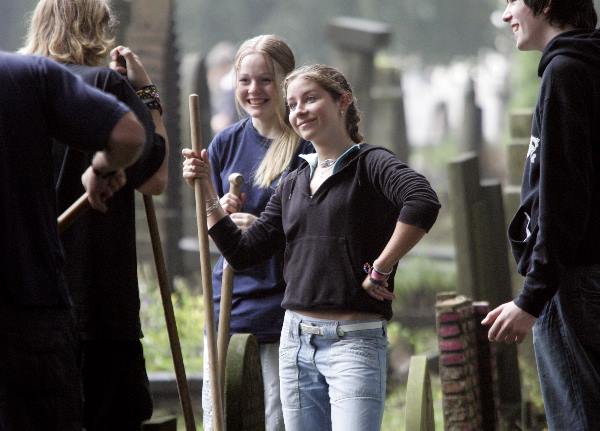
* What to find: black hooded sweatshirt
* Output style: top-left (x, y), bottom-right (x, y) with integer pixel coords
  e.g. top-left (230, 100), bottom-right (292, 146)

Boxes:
top-left (508, 29), bottom-right (600, 317)
top-left (209, 144), bottom-right (440, 320)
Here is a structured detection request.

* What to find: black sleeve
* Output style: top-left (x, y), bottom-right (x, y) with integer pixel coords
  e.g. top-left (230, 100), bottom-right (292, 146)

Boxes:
top-left (364, 148), bottom-right (441, 232)
top-left (208, 183), bottom-right (286, 270)
top-left (101, 70), bottom-right (165, 189)
top-left (42, 59), bottom-right (129, 153)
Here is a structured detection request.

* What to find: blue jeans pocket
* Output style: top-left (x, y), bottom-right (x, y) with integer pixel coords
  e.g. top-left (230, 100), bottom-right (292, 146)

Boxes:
top-left (279, 315), bottom-right (301, 410)
top-left (328, 331), bottom-right (387, 402)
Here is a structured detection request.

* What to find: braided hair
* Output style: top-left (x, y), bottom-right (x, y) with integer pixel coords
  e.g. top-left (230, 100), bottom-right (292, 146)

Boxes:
top-left (284, 64), bottom-right (364, 144)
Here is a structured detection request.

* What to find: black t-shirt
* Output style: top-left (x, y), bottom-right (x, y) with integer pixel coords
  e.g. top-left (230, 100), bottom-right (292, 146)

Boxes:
top-left (54, 65), bottom-right (165, 339)
top-left (0, 53), bottom-right (129, 307)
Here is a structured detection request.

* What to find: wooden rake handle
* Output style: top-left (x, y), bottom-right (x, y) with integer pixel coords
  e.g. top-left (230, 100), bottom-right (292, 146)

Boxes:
top-left (143, 195), bottom-right (197, 431)
top-left (217, 173), bottom-right (243, 404)
top-left (189, 93), bottom-right (224, 431)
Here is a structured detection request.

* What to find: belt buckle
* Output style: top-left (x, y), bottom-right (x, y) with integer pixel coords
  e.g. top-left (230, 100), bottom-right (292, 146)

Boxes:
top-left (300, 323), bottom-right (323, 336)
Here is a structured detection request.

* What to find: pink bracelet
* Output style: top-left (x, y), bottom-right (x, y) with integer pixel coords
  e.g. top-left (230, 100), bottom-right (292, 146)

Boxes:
top-left (363, 262), bottom-right (391, 284)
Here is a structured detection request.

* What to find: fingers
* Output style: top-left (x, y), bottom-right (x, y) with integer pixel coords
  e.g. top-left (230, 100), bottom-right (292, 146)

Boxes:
top-left (181, 148), bottom-right (207, 160)
top-left (220, 193), bottom-right (243, 213)
top-left (86, 170), bottom-right (127, 213)
top-left (182, 149), bottom-right (212, 189)
top-left (110, 46), bottom-right (151, 88)
top-left (361, 277), bottom-right (395, 302)
top-left (484, 301), bottom-right (536, 345)
top-left (229, 212), bottom-right (257, 230)
top-left (487, 315), bottom-right (523, 344)
top-left (109, 46), bottom-right (127, 75)
top-left (87, 193), bottom-right (108, 213)
top-left (481, 304), bottom-right (502, 326)
top-left (107, 170), bottom-right (126, 192)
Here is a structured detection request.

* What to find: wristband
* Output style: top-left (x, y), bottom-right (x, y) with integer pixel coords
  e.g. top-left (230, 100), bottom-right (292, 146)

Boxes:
top-left (363, 262), bottom-right (391, 284)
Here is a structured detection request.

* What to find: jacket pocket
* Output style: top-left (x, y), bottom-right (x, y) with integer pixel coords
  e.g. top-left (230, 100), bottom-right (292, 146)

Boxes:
top-left (283, 236), bottom-right (359, 306)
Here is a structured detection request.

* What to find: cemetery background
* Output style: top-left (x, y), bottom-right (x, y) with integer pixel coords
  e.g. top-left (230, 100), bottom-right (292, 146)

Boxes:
top-left (5, 0), bottom-right (600, 429)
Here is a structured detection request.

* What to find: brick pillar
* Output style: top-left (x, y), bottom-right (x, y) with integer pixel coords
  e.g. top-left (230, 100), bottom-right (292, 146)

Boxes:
top-left (436, 293), bottom-right (482, 430)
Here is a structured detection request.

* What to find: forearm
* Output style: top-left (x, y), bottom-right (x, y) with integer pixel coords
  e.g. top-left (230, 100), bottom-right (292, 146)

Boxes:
top-left (201, 181), bottom-right (228, 229)
top-left (137, 110), bottom-right (169, 195)
top-left (93, 111), bottom-right (144, 173)
top-left (373, 221), bottom-right (426, 273)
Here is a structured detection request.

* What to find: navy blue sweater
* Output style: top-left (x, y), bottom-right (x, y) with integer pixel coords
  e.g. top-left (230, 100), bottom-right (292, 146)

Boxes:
top-left (508, 30), bottom-right (600, 317)
top-left (208, 118), bottom-right (313, 343)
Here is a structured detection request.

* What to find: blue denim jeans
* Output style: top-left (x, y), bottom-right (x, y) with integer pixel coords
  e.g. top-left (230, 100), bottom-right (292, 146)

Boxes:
top-left (279, 311), bottom-right (388, 431)
top-left (533, 266), bottom-right (600, 431)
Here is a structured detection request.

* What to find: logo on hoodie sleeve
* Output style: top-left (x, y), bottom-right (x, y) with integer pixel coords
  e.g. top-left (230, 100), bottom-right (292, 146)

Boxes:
top-left (527, 136), bottom-right (540, 164)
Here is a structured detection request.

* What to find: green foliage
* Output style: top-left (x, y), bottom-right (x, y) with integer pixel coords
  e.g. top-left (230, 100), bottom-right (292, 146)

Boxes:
top-left (138, 266), bottom-right (204, 374)
top-left (392, 257), bottom-right (456, 318)
top-left (509, 50), bottom-right (542, 110)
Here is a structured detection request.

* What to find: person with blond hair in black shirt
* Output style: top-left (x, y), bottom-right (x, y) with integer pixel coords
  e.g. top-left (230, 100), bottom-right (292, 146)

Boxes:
top-left (21, 0), bottom-right (168, 429)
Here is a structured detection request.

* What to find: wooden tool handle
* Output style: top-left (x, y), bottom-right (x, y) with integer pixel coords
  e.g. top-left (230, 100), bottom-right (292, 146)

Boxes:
top-left (189, 93), bottom-right (224, 431)
top-left (143, 195), bottom-right (196, 431)
top-left (57, 193), bottom-right (90, 235)
top-left (217, 173), bottom-right (244, 406)
top-left (228, 173), bottom-right (243, 198)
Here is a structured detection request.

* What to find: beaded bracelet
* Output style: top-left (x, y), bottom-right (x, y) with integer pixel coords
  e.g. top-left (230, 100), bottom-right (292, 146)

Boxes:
top-left (136, 84), bottom-right (163, 115)
top-left (136, 84), bottom-right (160, 100)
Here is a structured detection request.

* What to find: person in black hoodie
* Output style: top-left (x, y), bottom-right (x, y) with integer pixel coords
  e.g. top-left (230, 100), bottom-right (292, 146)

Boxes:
top-left (482, 0), bottom-right (600, 428)
top-left (183, 64), bottom-right (440, 431)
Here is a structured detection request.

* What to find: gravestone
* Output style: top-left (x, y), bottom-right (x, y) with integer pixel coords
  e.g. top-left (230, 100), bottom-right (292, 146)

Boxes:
top-left (327, 16), bottom-right (392, 138)
top-left (447, 153), bottom-right (522, 412)
top-left (405, 355), bottom-right (435, 431)
top-left (371, 66), bottom-right (410, 161)
top-left (463, 78), bottom-right (483, 157)
top-left (225, 334), bottom-right (265, 431)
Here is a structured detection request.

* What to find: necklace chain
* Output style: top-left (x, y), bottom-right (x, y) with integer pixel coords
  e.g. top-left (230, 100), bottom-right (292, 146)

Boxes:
top-left (319, 158), bottom-right (336, 169)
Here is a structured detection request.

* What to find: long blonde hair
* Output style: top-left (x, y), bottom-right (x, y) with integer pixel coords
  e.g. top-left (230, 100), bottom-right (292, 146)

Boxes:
top-left (234, 35), bottom-right (300, 188)
top-left (20, 0), bottom-right (115, 66)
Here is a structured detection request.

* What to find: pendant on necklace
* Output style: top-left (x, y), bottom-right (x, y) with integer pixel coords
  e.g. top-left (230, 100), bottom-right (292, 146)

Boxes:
top-left (319, 158), bottom-right (336, 168)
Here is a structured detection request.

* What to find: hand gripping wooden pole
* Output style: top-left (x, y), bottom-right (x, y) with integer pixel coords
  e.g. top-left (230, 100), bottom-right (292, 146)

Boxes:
top-left (57, 193), bottom-right (90, 234)
top-left (189, 94), bottom-right (224, 431)
top-left (217, 173), bottom-right (243, 405)
top-left (143, 194), bottom-right (197, 431)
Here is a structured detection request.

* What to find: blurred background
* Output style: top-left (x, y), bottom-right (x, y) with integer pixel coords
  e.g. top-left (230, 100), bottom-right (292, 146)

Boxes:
top-left (3, 0), bottom-right (600, 429)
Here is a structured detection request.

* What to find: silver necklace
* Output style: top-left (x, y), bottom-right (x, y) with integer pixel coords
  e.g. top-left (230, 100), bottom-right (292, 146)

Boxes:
top-left (319, 158), bottom-right (336, 168)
